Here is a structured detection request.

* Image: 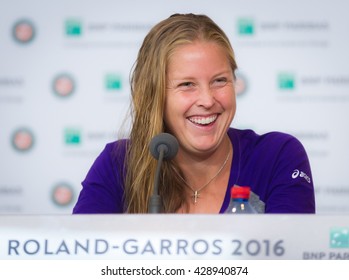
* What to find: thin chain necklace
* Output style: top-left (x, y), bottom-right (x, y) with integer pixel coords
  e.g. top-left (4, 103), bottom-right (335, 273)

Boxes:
top-left (178, 150), bottom-right (231, 204)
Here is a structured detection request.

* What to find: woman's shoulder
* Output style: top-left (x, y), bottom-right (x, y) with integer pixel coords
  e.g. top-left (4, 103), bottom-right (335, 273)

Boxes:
top-left (73, 139), bottom-right (129, 214)
top-left (91, 139), bottom-right (129, 172)
top-left (104, 138), bottom-right (129, 152)
top-left (228, 127), bottom-right (301, 148)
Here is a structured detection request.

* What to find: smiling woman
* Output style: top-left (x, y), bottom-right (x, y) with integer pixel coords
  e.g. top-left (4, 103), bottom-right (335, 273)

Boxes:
top-left (73, 13), bottom-right (315, 214)
top-left (165, 41), bottom-right (236, 156)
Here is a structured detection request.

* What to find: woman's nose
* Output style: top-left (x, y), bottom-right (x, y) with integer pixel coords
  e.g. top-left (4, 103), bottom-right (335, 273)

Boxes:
top-left (196, 86), bottom-right (215, 108)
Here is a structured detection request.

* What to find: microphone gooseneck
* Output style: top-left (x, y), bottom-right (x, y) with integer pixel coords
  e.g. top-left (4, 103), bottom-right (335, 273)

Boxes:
top-left (148, 133), bottom-right (179, 213)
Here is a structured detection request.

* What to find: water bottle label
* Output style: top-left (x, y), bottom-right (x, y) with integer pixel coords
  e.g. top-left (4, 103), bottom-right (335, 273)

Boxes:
top-left (249, 191), bottom-right (265, 213)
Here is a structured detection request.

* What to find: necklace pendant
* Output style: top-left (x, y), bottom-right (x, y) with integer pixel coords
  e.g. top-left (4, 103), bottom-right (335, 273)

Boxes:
top-left (192, 190), bottom-right (200, 204)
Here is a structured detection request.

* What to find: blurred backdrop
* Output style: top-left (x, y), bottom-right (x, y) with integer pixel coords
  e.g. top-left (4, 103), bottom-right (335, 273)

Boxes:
top-left (1, 0), bottom-right (348, 214)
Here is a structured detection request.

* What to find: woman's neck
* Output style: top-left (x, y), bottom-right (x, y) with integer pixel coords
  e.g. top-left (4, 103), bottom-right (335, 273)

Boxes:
top-left (175, 135), bottom-right (232, 186)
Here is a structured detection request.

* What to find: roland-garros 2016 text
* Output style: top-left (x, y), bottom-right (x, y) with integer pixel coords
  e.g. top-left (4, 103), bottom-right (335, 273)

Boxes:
top-left (6, 238), bottom-right (285, 258)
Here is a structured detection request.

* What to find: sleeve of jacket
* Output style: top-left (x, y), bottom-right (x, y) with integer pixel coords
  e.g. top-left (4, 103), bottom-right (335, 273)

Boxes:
top-left (265, 134), bottom-right (316, 213)
top-left (72, 142), bottom-right (125, 214)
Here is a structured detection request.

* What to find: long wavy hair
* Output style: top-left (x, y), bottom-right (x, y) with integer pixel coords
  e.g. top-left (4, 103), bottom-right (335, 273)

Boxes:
top-left (124, 13), bottom-right (237, 213)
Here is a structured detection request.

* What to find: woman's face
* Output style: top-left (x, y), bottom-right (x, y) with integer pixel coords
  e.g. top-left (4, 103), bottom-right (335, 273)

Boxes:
top-left (164, 41), bottom-right (236, 156)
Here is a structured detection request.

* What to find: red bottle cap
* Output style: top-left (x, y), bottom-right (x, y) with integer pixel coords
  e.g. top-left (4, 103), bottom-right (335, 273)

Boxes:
top-left (231, 186), bottom-right (251, 199)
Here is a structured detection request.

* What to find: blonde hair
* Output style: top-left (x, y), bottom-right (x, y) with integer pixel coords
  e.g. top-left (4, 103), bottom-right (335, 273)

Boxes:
top-left (124, 13), bottom-right (237, 213)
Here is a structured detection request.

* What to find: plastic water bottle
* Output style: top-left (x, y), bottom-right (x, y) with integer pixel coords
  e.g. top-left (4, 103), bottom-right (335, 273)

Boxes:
top-left (225, 186), bottom-right (257, 214)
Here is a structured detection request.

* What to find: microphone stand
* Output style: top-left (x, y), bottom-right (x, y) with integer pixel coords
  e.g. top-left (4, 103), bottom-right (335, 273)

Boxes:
top-left (148, 145), bottom-right (165, 213)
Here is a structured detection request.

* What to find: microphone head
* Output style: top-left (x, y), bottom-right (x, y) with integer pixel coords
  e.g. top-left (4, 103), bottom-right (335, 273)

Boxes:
top-left (149, 133), bottom-right (179, 160)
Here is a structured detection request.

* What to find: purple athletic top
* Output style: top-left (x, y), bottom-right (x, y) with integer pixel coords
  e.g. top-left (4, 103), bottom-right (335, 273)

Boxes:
top-left (73, 128), bottom-right (315, 214)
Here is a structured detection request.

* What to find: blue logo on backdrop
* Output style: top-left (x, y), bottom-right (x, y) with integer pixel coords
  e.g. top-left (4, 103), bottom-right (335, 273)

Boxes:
top-left (237, 18), bottom-right (255, 36)
top-left (330, 228), bottom-right (349, 248)
top-left (65, 19), bottom-right (83, 36)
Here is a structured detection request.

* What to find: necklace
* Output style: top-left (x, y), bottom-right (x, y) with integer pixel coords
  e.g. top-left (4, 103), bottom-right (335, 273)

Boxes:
top-left (178, 150), bottom-right (231, 204)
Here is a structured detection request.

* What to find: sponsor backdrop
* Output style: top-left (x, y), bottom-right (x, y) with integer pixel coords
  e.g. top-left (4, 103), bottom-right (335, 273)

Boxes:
top-left (0, 0), bottom-right (348, 214)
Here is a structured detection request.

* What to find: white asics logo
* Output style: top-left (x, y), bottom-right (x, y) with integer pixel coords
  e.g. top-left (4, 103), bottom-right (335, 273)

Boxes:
top-left (292, 169), bottom-right (311, 183)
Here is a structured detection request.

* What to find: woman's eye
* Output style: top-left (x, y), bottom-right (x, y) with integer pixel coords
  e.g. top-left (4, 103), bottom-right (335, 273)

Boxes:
top-left (212, 77), bottom-right (228, 87)
top-left (178, 82), bottom-right (194, 88)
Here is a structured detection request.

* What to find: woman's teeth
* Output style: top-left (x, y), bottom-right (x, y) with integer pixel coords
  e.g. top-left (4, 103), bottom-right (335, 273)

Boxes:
top-left (188, 115), bottom-right (217, 125)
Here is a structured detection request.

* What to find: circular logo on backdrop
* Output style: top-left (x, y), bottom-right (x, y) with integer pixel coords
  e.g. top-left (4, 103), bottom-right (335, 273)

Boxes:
top-left (11, 128), bottom-right (35, 152)
top-left (51, 182), bottom-right (75, 207)
top-left (234, 72), bottom-right (248, 97)
top-left (52, 74), bottom-right (76, 98)
top-left (12, 19), bottom-right (36, 44)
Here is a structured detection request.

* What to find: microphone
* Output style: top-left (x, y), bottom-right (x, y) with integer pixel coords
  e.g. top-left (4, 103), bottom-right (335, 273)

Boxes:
top-left (148, 133), bottom-right (179, 213)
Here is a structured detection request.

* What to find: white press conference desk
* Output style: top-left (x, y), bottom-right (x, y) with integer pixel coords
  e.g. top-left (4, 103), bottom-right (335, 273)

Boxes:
top-left (0, 214), bottom-right (348, 260)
